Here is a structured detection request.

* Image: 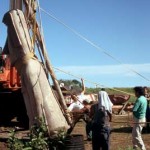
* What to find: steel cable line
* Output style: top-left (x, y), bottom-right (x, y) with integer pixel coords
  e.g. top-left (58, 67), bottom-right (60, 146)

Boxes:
top-left (35, 3), bottom-right (149, 144)
top-left (39, 7), bottom-right (150, 83)
top-left (53, 67), bottom-right (135, 96)
top-left (35, 5), bottom-right (135, 96)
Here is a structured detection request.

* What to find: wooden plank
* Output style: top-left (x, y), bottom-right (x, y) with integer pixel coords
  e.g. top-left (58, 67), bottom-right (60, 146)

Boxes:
top-left (118, 101), bottom-right (129, 115)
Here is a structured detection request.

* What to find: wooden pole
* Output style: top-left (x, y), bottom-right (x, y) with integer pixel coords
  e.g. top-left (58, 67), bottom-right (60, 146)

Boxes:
top-left (36, 26), bottom-right (73, 125)
top-left (10, 0), bottom-right (22, 10)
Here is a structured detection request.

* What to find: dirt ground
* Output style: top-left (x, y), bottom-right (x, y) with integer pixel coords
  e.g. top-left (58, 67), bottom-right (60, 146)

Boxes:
top-left (72, 113), bottom-right (150, 150)
top-left (0, 114), bottom-right (150, 150)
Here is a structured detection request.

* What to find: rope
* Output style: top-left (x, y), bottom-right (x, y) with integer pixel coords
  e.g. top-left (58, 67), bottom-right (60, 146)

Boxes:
top-left (39, 7), bottom-right (150, 83)
top-left (31, 5), bottom-right (135, 100)
top-left (14, 52), bottom-right (37, 73)
top-left (36, 5), bottom-right (136, 96)
top-left (31, 0), bottom-right (37, 50)
top-left (53, 67), bottom-right (135, 96)
top-left (112, 121), bottom-right (150, 124)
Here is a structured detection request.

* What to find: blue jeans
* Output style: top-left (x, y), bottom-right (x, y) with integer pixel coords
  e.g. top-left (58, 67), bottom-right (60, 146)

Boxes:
top-left (92, 124), bottom-right (110, 150)
top-left (86, 121), bottom-right (92, 139)
top-left (146, 106), bottom-right (150, 130)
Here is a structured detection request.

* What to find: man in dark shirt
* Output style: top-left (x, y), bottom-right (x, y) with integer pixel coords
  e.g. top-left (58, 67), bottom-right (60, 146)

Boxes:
top-left (89, 102), bottom-right (111, 150)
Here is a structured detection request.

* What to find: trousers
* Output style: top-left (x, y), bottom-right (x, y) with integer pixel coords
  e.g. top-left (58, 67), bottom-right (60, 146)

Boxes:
top-left (132, 116), bottom-right (146, 150)
top-left (92, 124), bottom-right (110, 150)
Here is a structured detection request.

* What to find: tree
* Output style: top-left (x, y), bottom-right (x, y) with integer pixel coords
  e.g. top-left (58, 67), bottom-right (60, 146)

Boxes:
top-left (58, 79), bottom-right (82, 94)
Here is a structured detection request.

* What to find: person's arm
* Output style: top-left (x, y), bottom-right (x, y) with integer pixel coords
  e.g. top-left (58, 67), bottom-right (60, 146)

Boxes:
top-left (81, 78), bottom-right (85, 95)
top-left (89, 104), bottom-right (95, 118)
top-left (132, 99), bottom-right (140, 116)
top-left (106, 110), bottom-right (112, 122)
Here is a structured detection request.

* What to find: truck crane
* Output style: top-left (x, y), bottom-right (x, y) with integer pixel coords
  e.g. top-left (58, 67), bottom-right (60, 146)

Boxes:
top-left (0, 47), bottom-right (28, 128)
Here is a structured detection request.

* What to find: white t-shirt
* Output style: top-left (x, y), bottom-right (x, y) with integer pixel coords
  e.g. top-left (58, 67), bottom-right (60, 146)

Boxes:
top-left (77, 93), bottom-right (85, 103)
top-left (68, 101), bottom-right (84, 111)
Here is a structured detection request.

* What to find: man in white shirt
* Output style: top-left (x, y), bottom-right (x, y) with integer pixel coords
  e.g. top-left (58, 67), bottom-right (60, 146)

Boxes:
top-left (68, 94), bottom-right (84, 111)
top-left (68, 78), bottom-right (86, 111)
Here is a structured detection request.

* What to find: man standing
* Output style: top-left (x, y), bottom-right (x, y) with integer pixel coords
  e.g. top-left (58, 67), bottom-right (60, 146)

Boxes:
top-left (143, 86), bottom-right (150, 133)
top-left (132, 86), bottom-right (147, 150)
top-left (90, 89), bottom-right (113, 150)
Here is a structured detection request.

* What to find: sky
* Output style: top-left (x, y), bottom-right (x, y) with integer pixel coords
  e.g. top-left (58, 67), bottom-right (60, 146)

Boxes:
top-left (0, 0), bottom-right (150, 88)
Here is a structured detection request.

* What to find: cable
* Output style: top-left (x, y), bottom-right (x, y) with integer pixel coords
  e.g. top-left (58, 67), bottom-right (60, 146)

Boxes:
top-left (36, 6), bottom-right (135, 96)
top-left (39, 7), bottom-right (150, 83)
top-left (53, 67), bottom-right (135, 96)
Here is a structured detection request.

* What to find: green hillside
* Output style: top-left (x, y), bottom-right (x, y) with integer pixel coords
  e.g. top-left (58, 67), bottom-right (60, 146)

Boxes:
top-left (58, 79), bottom-right (144, 103)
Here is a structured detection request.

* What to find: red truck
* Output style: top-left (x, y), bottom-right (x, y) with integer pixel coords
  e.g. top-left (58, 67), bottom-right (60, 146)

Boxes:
top-left (0, 47), bottom-right (28, 128)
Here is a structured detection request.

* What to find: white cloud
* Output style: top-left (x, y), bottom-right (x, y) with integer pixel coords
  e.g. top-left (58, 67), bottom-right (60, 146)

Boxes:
top-left (55, 63), bottom-right (150, 77)
top-left (53, 63), bottom-right (150, 87)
